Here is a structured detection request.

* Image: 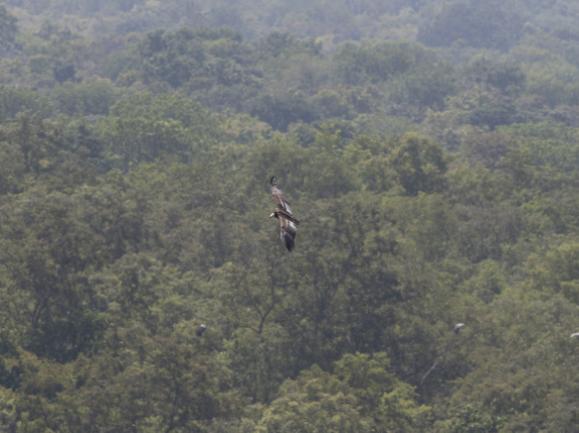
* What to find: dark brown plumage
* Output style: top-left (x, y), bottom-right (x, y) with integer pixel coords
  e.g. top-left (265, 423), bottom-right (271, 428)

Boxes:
top-left (270, 177), bottom-right (299, 251)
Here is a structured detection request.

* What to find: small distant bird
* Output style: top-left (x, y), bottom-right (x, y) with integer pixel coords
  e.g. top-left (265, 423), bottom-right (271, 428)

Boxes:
top-left (453, 323), bottom-right (465, 334)
top-left (270, 176), bottom-right (299, 251)
top-left (571, 332), bottom-right (579, 339)
top-left (196, 324), bottom-right (207, 337)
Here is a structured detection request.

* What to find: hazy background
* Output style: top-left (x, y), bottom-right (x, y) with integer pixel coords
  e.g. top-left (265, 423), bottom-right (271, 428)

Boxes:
top-left (0, 1), bottom-right (578, 433)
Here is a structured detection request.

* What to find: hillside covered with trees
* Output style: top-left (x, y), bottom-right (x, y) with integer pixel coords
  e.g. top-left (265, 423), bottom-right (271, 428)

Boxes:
top-left (0, 1), bottom-right (578, 432)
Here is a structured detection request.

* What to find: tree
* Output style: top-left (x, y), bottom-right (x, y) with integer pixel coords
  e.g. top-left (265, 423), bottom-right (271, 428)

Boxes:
top-left (103, 92), bottom-right (220, 170)
top-left (418, 0), bottom-right (524, 50)
top-left (0, 4), bottom-right (17, 52)
top-left (389, 133), bottom-right (447, 196)
top-left (248, 93), bottom-right (319, 131)
top-left (256, 353), bottom-right (429, 433)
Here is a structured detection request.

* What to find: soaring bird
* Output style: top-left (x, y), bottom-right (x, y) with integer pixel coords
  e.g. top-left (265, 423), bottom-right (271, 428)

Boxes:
top-left (270, 176), bottom-right (299, 251)
top-left (420, 322), bottom-right (467, 386)
top-left (196, 324), bottom-right (207, 337)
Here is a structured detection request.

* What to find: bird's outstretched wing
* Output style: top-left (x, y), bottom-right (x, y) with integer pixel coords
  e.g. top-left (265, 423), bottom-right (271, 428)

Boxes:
top-left (270, 177), bottom-right (299, 251)
top-left (276, 208), bottom-right (300, 225)
top-left (278, 215), bottom-right (297, 252)
top-left (270, 176), bottom-right (292, 214)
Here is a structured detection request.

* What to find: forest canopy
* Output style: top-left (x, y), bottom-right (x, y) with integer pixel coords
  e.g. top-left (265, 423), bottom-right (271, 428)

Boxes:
top-left (0, 1), bottom-right (578, 432)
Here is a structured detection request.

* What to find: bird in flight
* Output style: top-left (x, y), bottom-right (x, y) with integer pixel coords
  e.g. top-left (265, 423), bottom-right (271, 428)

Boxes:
top-left (453, 323), bottom-right (465, 334)
top-left (196, 324), bottom-right (207, 337)
top-left (270, 176), bottom-right (299, 251)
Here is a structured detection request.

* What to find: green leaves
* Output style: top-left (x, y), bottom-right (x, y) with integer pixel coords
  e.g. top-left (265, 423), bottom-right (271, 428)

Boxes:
top-left (417, 0), bottom-right (524, 50)
top-left (256, 353), bottom-right (429, 433)
top-left (1, 3), bottom-right (579, 432)
top-left (0, 5), bottom-right (17, 52)
top-left (390, 133), bottom-right (447, 196)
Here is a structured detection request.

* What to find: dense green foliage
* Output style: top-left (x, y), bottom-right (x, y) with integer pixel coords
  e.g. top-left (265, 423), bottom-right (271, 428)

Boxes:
top-left (0, 1), bottom-right (578, 432)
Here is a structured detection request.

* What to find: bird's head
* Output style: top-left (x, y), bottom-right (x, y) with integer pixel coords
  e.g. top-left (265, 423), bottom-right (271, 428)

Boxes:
top-left (270, 212), bottom-right (277, 219)
top-left (270, 176), bottom-right (278, 186)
